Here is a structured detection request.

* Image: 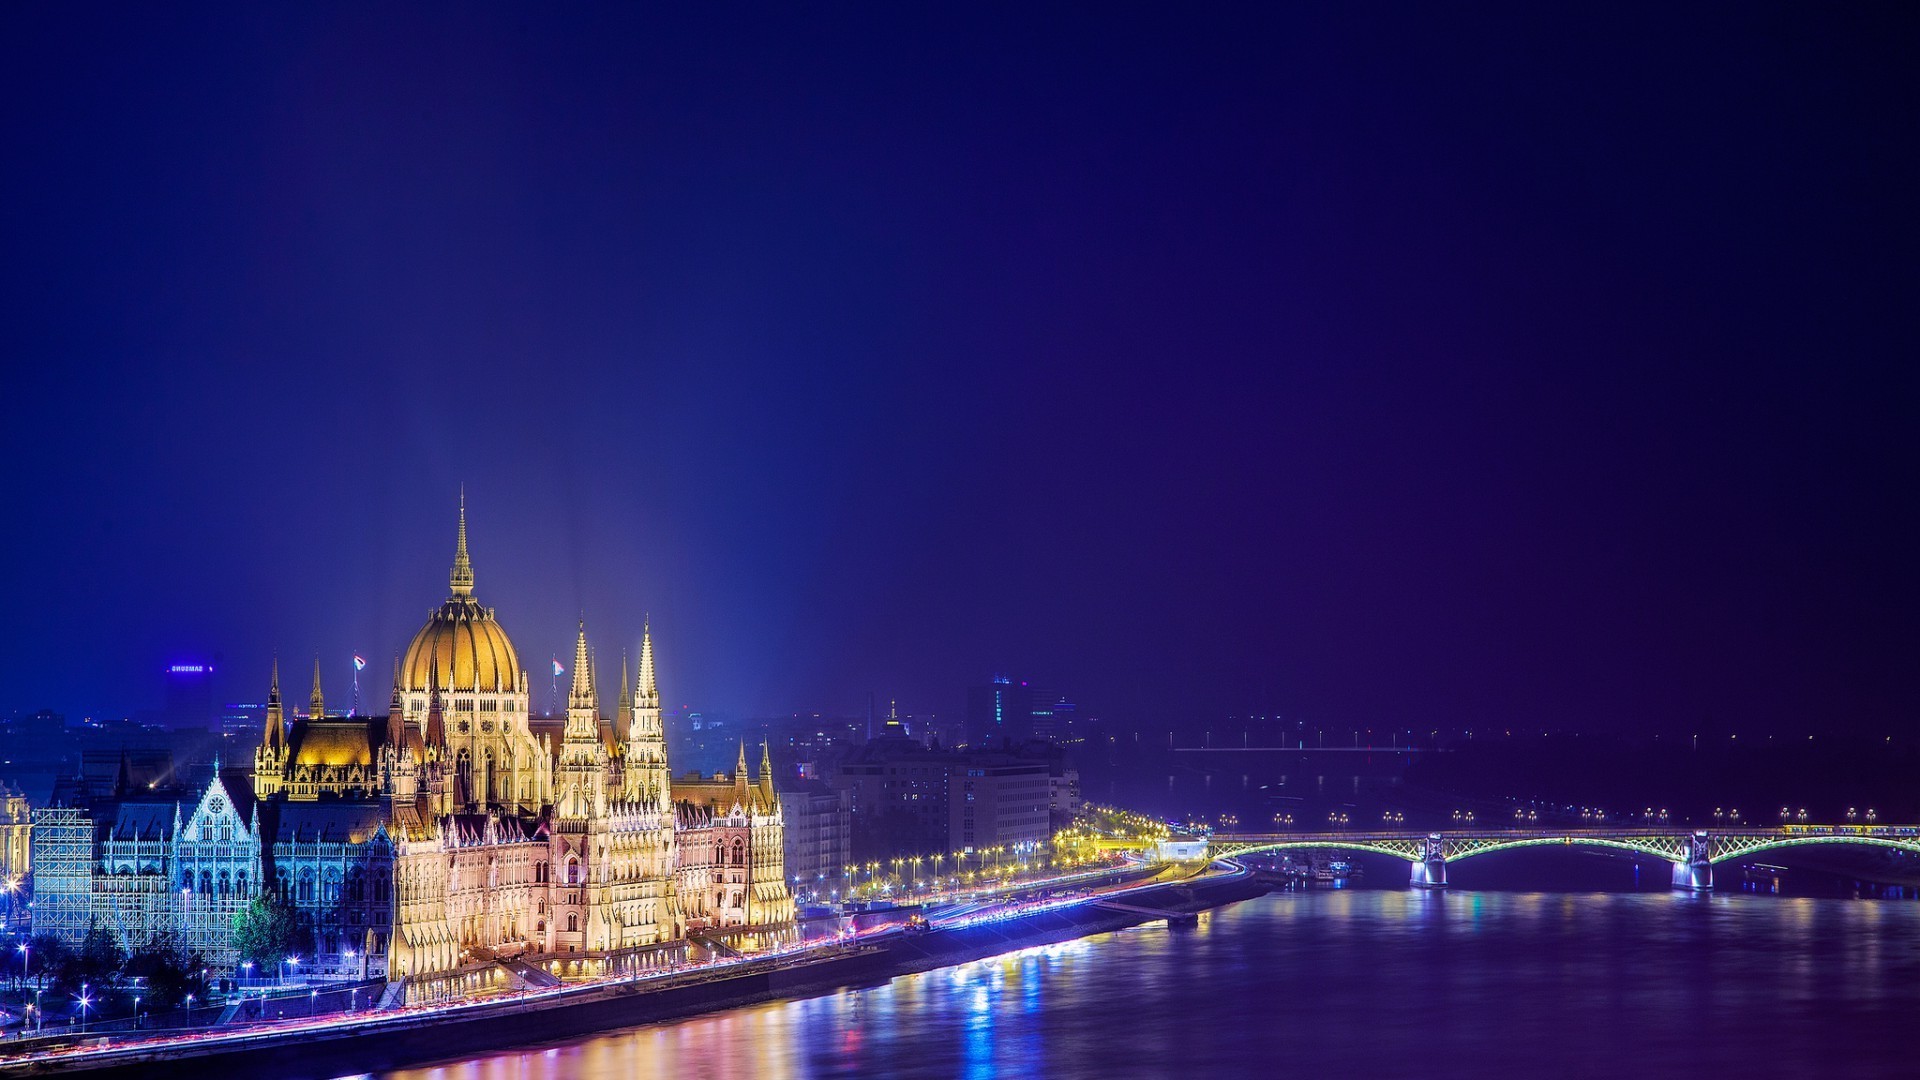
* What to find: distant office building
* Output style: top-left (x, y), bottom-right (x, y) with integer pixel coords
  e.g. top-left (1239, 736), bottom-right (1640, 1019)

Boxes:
top-left (1048, 764), bottom-right (1081, 831)
top-left (163, 661), bottom-right (218, 730)
top-left (834, 737), bottom-right (1053, 861)
top-left (966, 676), bottom-right (1019, 747)
top-left (1025, 688), bottom-right (1076, 743)
top-left (965, 676), bottom-right (1077, 746)
top-left (951, 758), bottom-right (1049, 851)
top-left (779, 780), bottom-right (852, 901)
top-left (219, 702), bottom-right (266, 748)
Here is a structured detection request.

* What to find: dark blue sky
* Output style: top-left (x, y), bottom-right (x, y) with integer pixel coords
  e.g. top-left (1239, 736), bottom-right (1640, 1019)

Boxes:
top-left (2, 5), bottom-right (1914, 734)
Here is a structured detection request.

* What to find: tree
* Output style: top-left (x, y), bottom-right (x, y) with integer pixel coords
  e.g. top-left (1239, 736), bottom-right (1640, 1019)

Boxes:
top-left (123, 934), bottom-right (207, 1009)
top-left (231, 894), bottom-right (310, 969)
top-left (24, 933), bottom-right (71, 983)
top-left (72, 925), bottom-right (124, 989)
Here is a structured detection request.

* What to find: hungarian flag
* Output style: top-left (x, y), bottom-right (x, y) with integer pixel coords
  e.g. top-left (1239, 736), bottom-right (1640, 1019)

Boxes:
top-left (553, 658), bottom-right (565, 677)
top-left (352, 655), bottom-right (367, 672)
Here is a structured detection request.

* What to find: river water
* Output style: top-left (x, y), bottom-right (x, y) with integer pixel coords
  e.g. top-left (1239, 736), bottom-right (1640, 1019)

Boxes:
top-left (380, 885), bottom-right (1917, 1079)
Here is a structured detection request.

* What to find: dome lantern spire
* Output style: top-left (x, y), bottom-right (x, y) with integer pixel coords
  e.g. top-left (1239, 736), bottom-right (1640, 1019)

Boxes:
top-left (450, 487), bottom-right (475, 597)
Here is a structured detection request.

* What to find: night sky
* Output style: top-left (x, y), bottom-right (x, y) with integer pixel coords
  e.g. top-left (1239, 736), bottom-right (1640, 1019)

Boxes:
top-left (2, 5), bottom-right (1914, 735)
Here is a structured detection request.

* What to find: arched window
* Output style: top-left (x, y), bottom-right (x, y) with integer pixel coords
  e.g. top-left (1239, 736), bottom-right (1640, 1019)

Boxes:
top-left (731, 839), bottom-right (745, 867)
top-left (566, 856), bottom-right (580, 885)
top-left (567, 913), bottom-right (578, 933)
top-left (299, 868), bottom-right (315, 904)
top-left (218, 870), bottom-right (231, 897)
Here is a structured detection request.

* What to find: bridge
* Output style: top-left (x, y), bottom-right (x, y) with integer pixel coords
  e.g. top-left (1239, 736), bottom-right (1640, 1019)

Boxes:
top-left (1206, 824), bottom-right (1920, 890)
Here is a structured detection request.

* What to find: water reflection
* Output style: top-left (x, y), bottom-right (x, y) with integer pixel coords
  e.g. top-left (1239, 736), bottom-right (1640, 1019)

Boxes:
top-left (384, 893), bottom-right (1920, 1080)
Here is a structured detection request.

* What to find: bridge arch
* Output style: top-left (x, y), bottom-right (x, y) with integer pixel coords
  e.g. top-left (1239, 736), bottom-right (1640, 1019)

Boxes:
top-left (1220, 839), bottom-right (1419, 863)
top-left (1444, 836), bottom-right (1686, 865)
top-left (1710, 834), bottom-right (1920, 864)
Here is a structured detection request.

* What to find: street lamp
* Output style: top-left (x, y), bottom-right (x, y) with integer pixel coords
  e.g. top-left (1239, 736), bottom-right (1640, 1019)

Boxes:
top-left (76, 984), bottom-right (92, 1032)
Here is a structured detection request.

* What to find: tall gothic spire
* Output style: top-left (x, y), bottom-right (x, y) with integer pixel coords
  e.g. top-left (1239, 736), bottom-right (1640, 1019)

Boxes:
top-left (424, 657), bottom-right (446, 748)
top-left (637, 619), bottom-right (658, 705)
top-left (264, 657), bottom-right (284, 751)
top-left (735, 740), bottom-right (749, 798)
top-left (564, 619), bottom-right (601, 749)
top-left (569, 621), bottom-right (594, 705)
top-left (759, 741), bottom-right (776, 804)
top-left (615, 652), bottom-right (633, 745)
top-left (310, 657), bottom-right (325, 719)
top-left (450, 487), bottom-right (474, 597)
top-left (387, 656), bottom-right (406, 748)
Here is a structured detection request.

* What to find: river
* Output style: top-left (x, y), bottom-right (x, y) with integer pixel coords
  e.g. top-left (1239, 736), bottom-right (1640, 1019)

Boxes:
top-left (379, 884), bottom-right (1917, 1079)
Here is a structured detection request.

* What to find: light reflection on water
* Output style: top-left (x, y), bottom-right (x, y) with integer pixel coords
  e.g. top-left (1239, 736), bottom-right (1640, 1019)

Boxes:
top-left (381, 893), bottom-right (1920, 1079)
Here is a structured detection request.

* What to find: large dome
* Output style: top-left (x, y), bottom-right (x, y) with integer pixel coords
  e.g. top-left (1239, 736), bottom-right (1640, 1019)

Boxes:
top-left (402, 597), bottom-right (521, 692)
top-left (401, 495), bottom-right (521, 692)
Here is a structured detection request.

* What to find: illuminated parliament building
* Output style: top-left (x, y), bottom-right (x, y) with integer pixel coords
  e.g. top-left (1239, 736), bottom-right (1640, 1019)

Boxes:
top-left (238, 504), bottom-right (789, 995)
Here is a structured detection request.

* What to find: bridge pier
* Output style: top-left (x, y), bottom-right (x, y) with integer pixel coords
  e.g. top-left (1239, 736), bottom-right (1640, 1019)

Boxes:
top-left (1671, 830), bottom-right (1713, 891)
top-left (1410, 834), bottom-right (1447, 889)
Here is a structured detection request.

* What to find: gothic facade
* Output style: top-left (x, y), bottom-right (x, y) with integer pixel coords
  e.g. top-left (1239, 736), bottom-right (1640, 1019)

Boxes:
top-left (244, 502), bottom-right (791, 990)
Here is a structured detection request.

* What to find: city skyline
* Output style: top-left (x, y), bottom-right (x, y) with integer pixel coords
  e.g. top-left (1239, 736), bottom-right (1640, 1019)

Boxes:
top-left (4, 7), bottom-right (1914, 737)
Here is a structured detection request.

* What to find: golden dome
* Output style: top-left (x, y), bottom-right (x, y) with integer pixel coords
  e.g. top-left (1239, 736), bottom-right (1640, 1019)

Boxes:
top-left (402, 598), bottom-right (521, 692)
top-left (401, 495), bottom-right (522, 693)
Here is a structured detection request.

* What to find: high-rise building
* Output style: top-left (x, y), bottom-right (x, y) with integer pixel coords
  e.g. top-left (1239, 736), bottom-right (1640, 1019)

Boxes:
top-left (163, 661), bottom-right (217, 730)
top-left (965, 676), bottom-right (1076, 746)
top-left (778, 780), bottom-right (852, 901)
top-left (834, 738), bottom-right (1054, 861)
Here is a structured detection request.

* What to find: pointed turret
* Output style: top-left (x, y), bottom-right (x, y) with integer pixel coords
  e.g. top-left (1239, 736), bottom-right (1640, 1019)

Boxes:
top-left (626, 621), bottom-right (670, 809)
top-left (559, 621), bottom-right (607, 820)
top-left (450, 488), bottom-right (474, 598)
top-left (759, 741), bottom-right (776, 806)
top-left (310, 657), bottom-right (325, 720)
top-left (637, 620), bottom-right (657, 706)
top-left (569, 622), bottom-right (593, 700)
top-left (424, 660), bottom-right (447, 748)
top-left (254, 659), bottom-right (288, 798)
top-left (735, 740), bottom-right (749, 801)
top-left (264, 658), bottom-right (285, 751)
top-left (386, 656), bottom-right (406, 750)
top-left (615, 652), bottom-right (633, 746)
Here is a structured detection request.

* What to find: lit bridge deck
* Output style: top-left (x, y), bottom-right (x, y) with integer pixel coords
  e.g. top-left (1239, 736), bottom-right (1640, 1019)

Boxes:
top-left (1208, 824), bottom-right (1920, 889)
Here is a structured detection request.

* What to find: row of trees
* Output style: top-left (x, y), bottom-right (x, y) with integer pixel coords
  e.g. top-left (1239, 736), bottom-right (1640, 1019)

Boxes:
top-left (13, 929), bottom-right (209, 1009)
top-left (8, 894), bottom-right (315, 1013)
